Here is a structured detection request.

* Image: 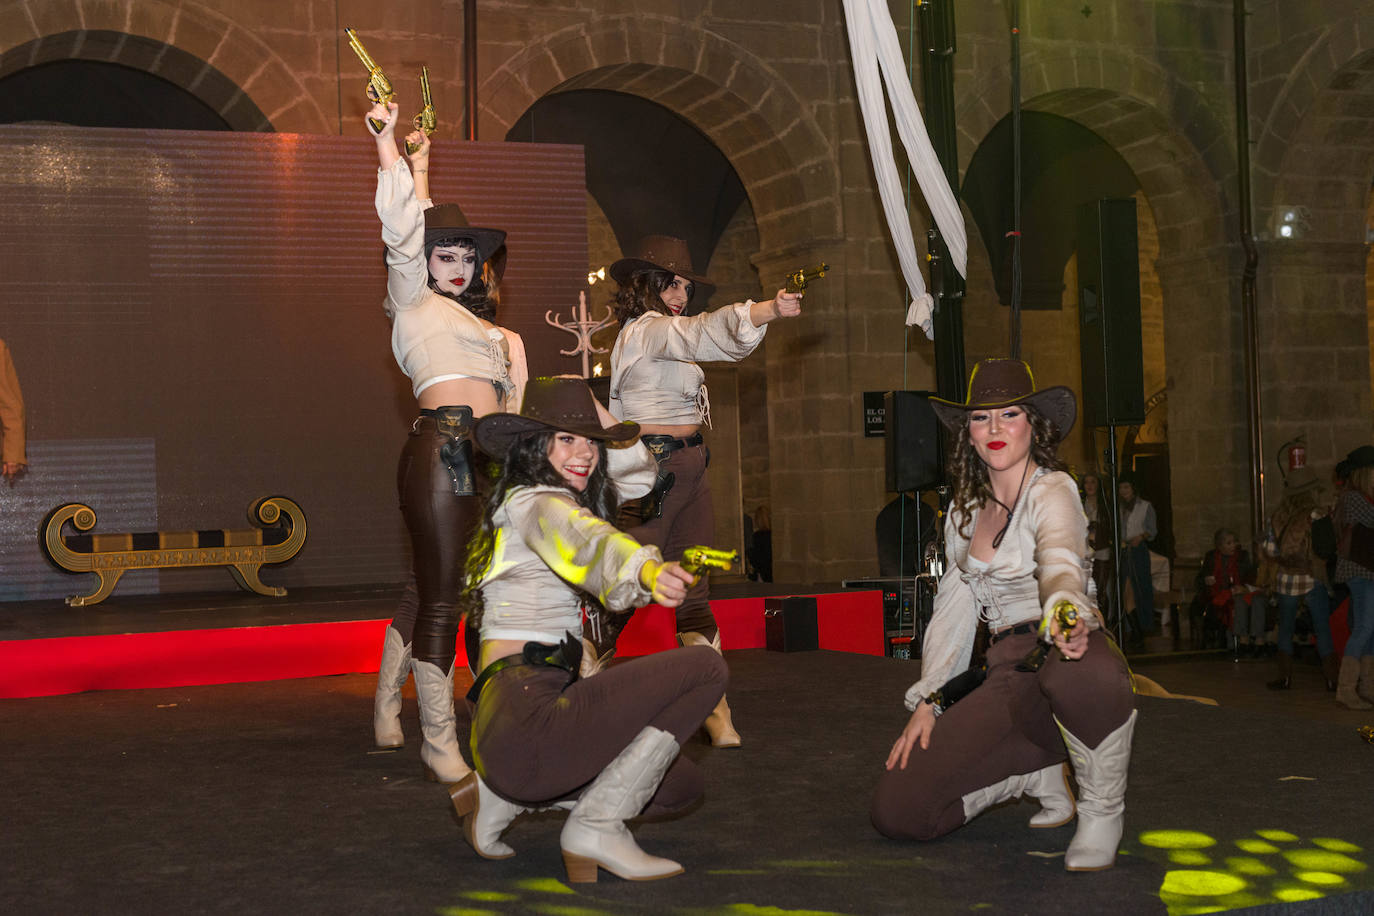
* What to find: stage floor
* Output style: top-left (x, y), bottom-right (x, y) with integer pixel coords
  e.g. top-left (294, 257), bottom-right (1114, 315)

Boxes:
top-left (3, 647), bottom-right (1371, 914)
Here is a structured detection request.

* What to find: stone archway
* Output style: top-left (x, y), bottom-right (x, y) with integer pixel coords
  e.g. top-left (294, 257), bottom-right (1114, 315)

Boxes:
top-left (955, 53), bottom-right (1242, 556)
top-left (477, 16), bottom-right (840, 258)
top-left (0, 3), bottom-right (330, 134)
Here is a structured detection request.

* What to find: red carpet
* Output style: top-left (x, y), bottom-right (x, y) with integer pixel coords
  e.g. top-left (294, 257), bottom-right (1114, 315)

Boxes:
top-left (0, 591), bottom-right (883, 698)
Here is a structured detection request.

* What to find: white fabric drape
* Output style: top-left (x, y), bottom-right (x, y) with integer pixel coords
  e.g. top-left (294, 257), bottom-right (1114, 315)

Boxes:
top-left (842, 0), bottom-right (967, 340)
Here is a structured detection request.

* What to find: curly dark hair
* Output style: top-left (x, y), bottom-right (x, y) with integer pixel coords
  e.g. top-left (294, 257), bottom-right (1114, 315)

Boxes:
top-left (425, 236), bottom-right (498, 321)
top-left (948, 403), bottom-right (1066, 540)
top-left (611, 269), bottom-right (693, 324)
top-left (461, 430), bottom-right (617, 630)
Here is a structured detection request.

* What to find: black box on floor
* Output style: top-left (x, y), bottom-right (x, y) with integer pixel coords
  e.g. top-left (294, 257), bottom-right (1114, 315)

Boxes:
top-left (764, 596), bottom-right (819, 652)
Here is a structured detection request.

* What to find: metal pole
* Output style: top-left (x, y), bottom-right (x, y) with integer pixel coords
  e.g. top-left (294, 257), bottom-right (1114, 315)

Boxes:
top-left (916, 0), bottom-right (967, 404)
top-left (465, 0), bottom-right (478, 140)
top-left (1234, 0), bottom-right (1264, 536)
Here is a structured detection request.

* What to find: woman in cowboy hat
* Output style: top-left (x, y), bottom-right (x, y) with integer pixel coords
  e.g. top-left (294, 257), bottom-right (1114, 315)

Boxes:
top-left (453, 376), bottom-right (726, 883)
top-left (1262, 465), bottom-right (1334, 691)
top-left (592, 234), bottom-right (803, 748)
top-left (365, 97), bottom-right (528, 786)
top-left (870, 359), bottom-right (1137, 872)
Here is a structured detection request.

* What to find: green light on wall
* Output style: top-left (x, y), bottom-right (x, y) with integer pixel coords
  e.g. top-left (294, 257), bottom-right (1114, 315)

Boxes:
top-left (1169, 850), bottom-right (1212, 866)
top-left (1294, 871), bottom-right (1347, 887)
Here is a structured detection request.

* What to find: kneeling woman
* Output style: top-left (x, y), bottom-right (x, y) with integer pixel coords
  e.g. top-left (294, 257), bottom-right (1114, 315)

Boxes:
top-left (455, 377), bottom-right (727, 883)
top-left (871, 360), bottom-right (1137, 872)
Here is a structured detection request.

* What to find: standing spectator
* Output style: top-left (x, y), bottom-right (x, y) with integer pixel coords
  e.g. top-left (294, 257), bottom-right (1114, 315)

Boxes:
top-left (0, 338), bottom-right (26, 485)
top-left (1263, 466), bottom-right (1335, 690)
top-left (1080, 472), bottom-right (1113, 618)
top-left (1333, 445), bottom-right (1374, 710)
top-left (1118, 476), bottom-right (1157, 644)
top-left (748, 504), bottom-right (773, 583)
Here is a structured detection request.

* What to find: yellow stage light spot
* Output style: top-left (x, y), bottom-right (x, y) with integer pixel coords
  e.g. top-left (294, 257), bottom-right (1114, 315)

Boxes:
top-left (436, 908), bottom-right (498, 916)
top-left (1274, 887), bottom-right (1324, 902)
top-left (1283, 850), bottom-right (1366, 873)
top-left (1294, 871), bottom-right (1346, 887)
top-left (1140, 830), bottom-right (1217, 850)
top-left (460, 892), bottom-right (519, 903)
top-left (1235, 839), bottom-right (1279, 854)
top-left (1159, 869), bottom-right (1248, 897)
top-left (1161, 906), bottom-right (1228, 915)
top-left (766, 860), bottom-right (845, 870)
top-left (1311, 838), bottom-right (1362, 854)
top-left (723, 906), bottom-right (850, 916)
top-left (1256, 829), bottom-right (1298, 843)
top-left (1224, 857), bottom-right (1276, 876)
top-left (514, 877), bottom-right (575, 895)
top-left (1168, 850), bottom-right (1211, 866)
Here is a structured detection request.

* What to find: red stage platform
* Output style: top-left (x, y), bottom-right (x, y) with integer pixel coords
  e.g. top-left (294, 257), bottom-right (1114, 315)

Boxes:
top-left (0, 590), bottom-right (885, 698)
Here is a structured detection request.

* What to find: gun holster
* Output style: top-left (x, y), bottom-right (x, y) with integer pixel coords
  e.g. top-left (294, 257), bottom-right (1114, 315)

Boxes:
top-left (642, 470), bottom-right (676, 521)
top-left (432, 406), bottom-right (476, 497)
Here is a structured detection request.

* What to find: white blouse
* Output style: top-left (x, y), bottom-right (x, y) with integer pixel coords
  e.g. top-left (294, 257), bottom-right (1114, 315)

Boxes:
top-left (903, 468), bottom-right (1097, 711)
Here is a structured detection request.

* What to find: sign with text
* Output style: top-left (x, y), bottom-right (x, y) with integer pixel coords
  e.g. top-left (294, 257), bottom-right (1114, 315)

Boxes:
top-left (864, 391), bottom-right (887, 438)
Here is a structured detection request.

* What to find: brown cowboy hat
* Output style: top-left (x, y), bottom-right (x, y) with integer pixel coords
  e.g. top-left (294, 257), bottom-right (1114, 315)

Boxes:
top-left (1282, 465), bottom-right (1324, 496)
top-left (609, 235), bottom-right (715, 293)
top-left (475, 376), bottom-right (640, 458)
top-left (929, 358), bottom-right (1077, 441)
top-left (423, 203), bottom-right (506, 264)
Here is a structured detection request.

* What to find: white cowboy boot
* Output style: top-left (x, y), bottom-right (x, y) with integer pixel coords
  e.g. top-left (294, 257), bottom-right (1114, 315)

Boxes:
top-left (1056, 710), bottom-right (1137, 871)
top-left (452, 772), bottom-right (521, 859)
top-left (1027, 762), bottom-right (1076, 828)
top-left (372, 626), bottom-right (411, 749)
top-left (411, 659), bottom-right (473, 784)
top-left (678, 631), bottom-right (740, 748)
top-left (960, 762), bottom-right (1073, 827)
top-left (560, 726), bottom-right (685, 883)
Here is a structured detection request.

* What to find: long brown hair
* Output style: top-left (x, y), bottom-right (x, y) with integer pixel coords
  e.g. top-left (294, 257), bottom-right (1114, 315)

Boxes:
top-left (948, 403), bottom-right (1066, 539)
top-left (611, 269), bottom-right (690, 324)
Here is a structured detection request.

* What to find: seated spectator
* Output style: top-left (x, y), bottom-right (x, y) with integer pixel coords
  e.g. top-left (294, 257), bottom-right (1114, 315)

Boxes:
top-left (1197, 528), bottom-right (1262, 658)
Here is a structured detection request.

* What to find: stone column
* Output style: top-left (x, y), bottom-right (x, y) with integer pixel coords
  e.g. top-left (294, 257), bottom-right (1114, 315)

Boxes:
top-left (1256, 239), bottom-right (1373, 502)
top-left (1156, 243), bottom-right (1249, 558)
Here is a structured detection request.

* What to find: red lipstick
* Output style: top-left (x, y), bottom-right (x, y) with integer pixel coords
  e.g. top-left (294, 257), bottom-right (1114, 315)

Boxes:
top-left (988, 441), bottom-right (1006, 450)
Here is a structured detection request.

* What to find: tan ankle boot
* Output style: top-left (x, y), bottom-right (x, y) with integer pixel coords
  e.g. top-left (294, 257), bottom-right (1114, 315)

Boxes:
top-left (678, 631), bottom-right (740, 748)
top-left (1335, 657), bottom-right (1372, 710)
top-left (1359, 657), bottom-right (1374, 704)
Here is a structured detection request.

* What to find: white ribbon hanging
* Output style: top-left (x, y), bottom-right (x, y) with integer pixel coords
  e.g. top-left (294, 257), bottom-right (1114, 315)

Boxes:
top-left (842, 0), bottom-right (968, 340)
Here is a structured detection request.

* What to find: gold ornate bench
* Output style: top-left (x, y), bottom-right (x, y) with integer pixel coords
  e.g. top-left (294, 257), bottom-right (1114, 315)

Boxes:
top-left (41, 496), bottom-right (307, 607)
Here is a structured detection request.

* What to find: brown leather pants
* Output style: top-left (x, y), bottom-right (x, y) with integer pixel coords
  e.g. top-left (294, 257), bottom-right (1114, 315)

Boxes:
top-left (391, 407), bottom-right (479, 670)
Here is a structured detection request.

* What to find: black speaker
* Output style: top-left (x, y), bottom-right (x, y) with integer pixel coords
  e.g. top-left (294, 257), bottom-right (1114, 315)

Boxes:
top-left (884, 391), bottom-right (943, 492)
top-left (764, 596), bottom-right (819, 652)
top-left (1077, 198), bottom-right (1145, 427)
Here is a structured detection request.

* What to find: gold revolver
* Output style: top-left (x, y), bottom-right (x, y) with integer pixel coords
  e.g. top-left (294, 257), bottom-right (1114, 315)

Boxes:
top-left (1017, 601), bottom-right (1080, 672)
top-left (681, 546), bottom-right (738, 577)
top-left (345, 28), bottom-right (395, 134)
top-left (785, 263), bottom-right (829, 293)
top-left (407, 66), bottom-right (437, 155)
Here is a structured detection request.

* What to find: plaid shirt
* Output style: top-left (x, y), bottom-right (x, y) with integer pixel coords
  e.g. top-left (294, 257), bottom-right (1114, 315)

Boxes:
top-left (1262, 530), bottom-right (1315, 597)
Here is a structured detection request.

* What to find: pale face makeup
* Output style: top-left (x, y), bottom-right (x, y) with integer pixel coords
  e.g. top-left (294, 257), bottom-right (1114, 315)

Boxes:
top-left (428, 242), bottom-right (478, 295)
